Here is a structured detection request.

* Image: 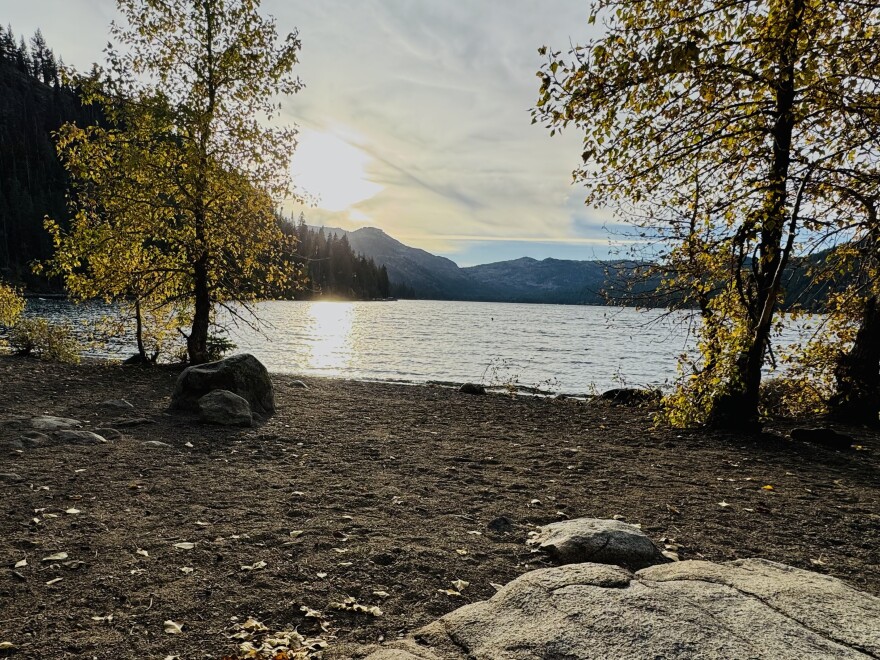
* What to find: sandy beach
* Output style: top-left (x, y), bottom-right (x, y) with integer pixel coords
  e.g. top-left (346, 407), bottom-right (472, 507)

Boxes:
top-left (0, 356), bottom-right (877, 658)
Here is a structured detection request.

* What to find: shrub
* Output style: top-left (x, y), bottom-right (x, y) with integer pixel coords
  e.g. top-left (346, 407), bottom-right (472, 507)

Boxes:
top-left (9, 318), bottom-right (81, 364)
top-left (0, 281), bottom-right (24, 328)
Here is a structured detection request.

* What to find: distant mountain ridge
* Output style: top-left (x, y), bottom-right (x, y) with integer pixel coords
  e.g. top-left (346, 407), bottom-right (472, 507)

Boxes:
top-left (311, 225), bottom-right (634, 304)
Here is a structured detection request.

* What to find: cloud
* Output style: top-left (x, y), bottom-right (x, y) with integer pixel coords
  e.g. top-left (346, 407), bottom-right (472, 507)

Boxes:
top-left (10, 0), bottom-right (611, 262)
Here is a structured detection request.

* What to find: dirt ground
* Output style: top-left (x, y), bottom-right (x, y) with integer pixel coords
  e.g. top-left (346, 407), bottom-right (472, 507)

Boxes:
top-left (0, 355), bottom-right (878, 659)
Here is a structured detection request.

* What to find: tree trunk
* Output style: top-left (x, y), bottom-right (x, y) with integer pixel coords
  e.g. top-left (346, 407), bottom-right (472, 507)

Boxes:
top-left (188, 253), bottom-right (211, 364)
top-left (829, 296), bottom-right (880, 426)
top-left (135, 299), bottom-right (147, 361)
top-left (710, 0), bottom-right (804, 429)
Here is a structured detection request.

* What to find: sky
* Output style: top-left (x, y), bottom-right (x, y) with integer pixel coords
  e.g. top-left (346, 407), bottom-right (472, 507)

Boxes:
top-left (4, 1), bottom-right (617, 266)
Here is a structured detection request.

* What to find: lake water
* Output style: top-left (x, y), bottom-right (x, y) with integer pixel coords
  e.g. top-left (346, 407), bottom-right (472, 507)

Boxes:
top-left (24, 299), bottom-right (704, 394)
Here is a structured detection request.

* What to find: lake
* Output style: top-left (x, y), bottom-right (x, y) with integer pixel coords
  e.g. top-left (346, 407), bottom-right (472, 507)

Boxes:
top-left (24, 298), bottom-right (706, 394)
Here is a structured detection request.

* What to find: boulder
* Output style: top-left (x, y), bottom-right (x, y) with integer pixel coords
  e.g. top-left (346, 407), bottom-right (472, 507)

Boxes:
top-left (361, 559), bottom-right (880, 659)
top-left (459, 383), bottom-right (486, 395)
top-left (171, 354), bottom-right (275, 416)
top-left (527, 517), bottom-right (668, 570)
top-left (198, 389), bottom-right (253, 427)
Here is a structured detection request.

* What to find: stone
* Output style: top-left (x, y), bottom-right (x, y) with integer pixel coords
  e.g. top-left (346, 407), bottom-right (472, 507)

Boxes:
top-left (55, 430), bottom-right (108, 445)
top-left (362, 559), bottom-right (880, 659)
top-left (171, 353), bottom-right (275, 416)
top-left (790, 427), bottom-right (854, 450)
top-left (0, 472), bottom-right (24, 483)
top-left (527, 517), bottom-right (668, 570)
top-left (29, 416), bottom-right (82, 431)
top-left (487, 516), bottom-right (514, 534)
top-left (598, 387), bottom-right (660, 405)
top-left (112, 418), bottom-right (155, 427)
top-left (94, 428), bottom-right (123, 441)
top-left (198, 390), bottom-right (253, 427)
top-left (289, 380), bottom-right (309, 389)
top-left (143, 440), bottom-right (172, 448)
top-left (100, 399), bottom-right (134, 411)
top-left (459, 383), bottom-right (486, 395)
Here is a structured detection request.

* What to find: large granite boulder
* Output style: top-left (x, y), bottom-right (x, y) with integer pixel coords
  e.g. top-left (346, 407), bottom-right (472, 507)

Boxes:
top-left (527, 517), bottom-right (668, 570)
top-left (198, 389), bottom-right (253, 427)
top-left (358, 559), bottom-right (880, 659)
top-left (170, 354), bottom-right (275, 416)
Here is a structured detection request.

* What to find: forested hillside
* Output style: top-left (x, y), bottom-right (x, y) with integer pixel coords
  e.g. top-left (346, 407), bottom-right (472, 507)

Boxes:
top-left (279, 216), bottom-right (394, 300)
top-left (0, 26), bottom-right (99, 287)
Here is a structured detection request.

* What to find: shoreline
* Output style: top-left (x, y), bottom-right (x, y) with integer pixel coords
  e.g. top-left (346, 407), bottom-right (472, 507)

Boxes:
top-left (0, 355), bottom-right (877, 658)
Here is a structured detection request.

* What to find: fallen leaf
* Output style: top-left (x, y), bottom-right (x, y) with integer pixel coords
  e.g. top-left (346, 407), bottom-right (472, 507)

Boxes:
top-left (195, 521), bottom-right (210, 526)
top-left (289, 530), bottom-right (304, 538)
top-left (136, 549), bottom-right (149, 557)
top-left (241, 617), bottom-right (267, 632)
top-left (466, 530), bottom-right (482, 536)
top-left (451, 579), bottom-right (469, 591)
top-left (91, 614), bottom-right (114, 623)
top-left (762, 485), bottom-right (775, 491)
top-left (163, 620), bottom-right (183, 635)
top-left (810, 557), bottom-right (827, 566)
top-left (373, 590), bottom-right (389, 598)
top-left (173, 542), bottom-right (196, 550)
top-left (180, 567), bottom-right (194, 574)
top-left (316, 572), bottom-right (328, 578)
top-left (240, 560), bottom-right (267, 571)
top-left (46, 577), bottom-right (63, 585)
top-left (184, 442), bottom-right (194, 448)
top-left (65, 508), bottom-right (81, 515)
top-left (438, 589), bottom-right (462, 597)
top-left (14, 559), bottom-right (26, 568)
top-left (0, 642), bottom-right (15, 650)
top-left (718, 501), bottom-right (731, 508)
top-left (456, 549), bottom-right (468, 556)
top-left (42, 552), bottom-right (68, 562)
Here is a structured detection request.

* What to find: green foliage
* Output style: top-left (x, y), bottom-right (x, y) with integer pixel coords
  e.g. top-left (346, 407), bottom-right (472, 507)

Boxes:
top-left (8, 317), bottom-right (81, 363)
top-left (205, 330), bottom-right (237, 362)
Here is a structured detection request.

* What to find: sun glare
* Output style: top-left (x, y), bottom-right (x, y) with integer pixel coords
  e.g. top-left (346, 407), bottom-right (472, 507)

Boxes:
top-left (305, 301), bottom-right (355, 372)
top-left (292, 129), bottom-right (383, 212)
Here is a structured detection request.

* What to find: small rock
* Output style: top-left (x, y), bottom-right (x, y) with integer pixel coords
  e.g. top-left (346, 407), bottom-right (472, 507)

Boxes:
top-left (527, 517), bottom-right (668, 570)
top-left (198, 390), bottom-right (253, 427)
top-left (790, 427), bottom-right (854, 450)
top-left (289, 380), bottom-right (309, 389)
top-left (459, 383), bottom-right (486, 395)
top-left (55, 430), bottom-right (108, 445)
top-left (29, 416), bottom-right (82, 431)
top-left (100, 399), bottom-right (135, 411)
top-left (0, 473), bottom-right (24, 483)
top-left (20, 431), bottom-right (51, 448)
top-left (487, 516), bottom-right (514, 534)
top-left (112, 418), bottom-right (155, 427)
top-left (142, 440), bottom-right (172, 448)
top-left (94, 428), bottom-right (123, 441)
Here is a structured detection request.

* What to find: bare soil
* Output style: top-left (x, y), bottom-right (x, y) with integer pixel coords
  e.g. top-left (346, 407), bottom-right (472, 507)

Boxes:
top-left (0, 356), bottom-right (877, 659)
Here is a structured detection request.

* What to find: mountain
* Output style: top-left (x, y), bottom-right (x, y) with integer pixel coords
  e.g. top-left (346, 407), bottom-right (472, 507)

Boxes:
top-left (312, 225), bottom-right (641, 304)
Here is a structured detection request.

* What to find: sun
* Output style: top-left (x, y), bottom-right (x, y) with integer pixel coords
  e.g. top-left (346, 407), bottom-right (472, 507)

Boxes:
top-left (291, 128), bottom-right (383, 212)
